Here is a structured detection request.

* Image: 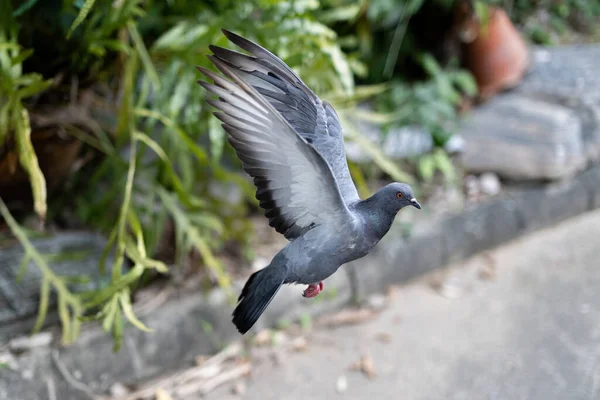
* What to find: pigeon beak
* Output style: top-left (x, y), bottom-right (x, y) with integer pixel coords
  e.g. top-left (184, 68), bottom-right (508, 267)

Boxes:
top-left (409, 198), bottom-right (422, 209)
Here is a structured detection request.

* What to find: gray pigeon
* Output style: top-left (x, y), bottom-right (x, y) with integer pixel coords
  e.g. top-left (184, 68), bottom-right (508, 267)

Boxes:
top-left (196, 29), bottom-right (421, 334)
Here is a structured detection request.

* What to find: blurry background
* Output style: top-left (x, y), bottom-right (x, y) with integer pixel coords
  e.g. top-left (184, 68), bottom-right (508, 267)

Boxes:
top-left (1, 0), bottom-right (600, 399)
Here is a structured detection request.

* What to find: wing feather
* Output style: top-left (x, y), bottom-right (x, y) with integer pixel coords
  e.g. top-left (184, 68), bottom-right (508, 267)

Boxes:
top-left (197, 57), bottom-right (353, 240)
top-left (209, 29), bottom-right (360, 204)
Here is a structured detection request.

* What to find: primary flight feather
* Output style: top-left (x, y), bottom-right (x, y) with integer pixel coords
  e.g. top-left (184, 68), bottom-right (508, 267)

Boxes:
top-left (197, 29), bottom-right (421, 334)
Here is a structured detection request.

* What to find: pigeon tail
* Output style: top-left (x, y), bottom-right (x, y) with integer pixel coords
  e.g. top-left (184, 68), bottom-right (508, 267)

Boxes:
top-left (232, 262), bottom-right (287, 334)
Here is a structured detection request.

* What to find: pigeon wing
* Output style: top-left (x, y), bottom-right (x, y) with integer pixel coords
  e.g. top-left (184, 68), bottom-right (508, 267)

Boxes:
top-left (197, 57), bottom-right (354, 240)
top-left (207, 29), bottom-right (361, 205)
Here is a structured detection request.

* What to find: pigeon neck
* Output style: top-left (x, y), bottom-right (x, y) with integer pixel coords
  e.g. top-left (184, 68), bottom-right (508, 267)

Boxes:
top-left (355, 193), bottom-right (397, 240)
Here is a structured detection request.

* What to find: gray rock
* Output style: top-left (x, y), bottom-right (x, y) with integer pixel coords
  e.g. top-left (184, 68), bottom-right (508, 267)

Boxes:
top-left (479, 172), bottom-right (502, 196)
top-left (0, 231), bottom-right (111, 341)
top-left (459, 93), bottom-right (585, 181)
top-left (516, 45), bottom-right (600, 163)
top-left (344, 105), bottom-right (434, 162)
top-left (518, 45), bottom-right (600, 104)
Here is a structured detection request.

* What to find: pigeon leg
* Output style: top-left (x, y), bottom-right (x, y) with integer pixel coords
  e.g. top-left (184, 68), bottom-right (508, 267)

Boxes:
top-left (302, 282), bottom-right (324, 298)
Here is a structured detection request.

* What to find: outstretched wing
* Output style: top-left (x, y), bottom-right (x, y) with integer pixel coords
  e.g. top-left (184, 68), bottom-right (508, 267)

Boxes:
top-left (197, 56), bottom-right (354, 240)
top-left (207, 29), bottom-right (360, 205)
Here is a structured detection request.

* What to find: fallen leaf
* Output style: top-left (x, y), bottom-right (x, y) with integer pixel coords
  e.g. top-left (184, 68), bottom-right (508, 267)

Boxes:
top-left (316, 308), bottom-right (377, 328)
top-left (478, 253), bottom-right (497, 281)
top-left (375, 332), bottom-right (392, 344)
top-left (290, 336), bottom-right (308, 352)
top-left (195, 355), bottom-right (209, 366)
top-left (254, 329), bottom-right (273, 346)
top-left (350, 354), bottom-right (376, 379)
top-left (271, 331), bottom-right (288, 347)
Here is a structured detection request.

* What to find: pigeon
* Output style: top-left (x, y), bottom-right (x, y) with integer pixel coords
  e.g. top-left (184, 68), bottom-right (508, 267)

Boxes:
top-left (196, 29), bottom-right (421, 335)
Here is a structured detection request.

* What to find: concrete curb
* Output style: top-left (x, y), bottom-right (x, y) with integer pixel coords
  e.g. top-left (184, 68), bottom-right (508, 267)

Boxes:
top-left (4, 164), bottom-right (600, 399)
top-left (348, 165), bottom-right (599, 301)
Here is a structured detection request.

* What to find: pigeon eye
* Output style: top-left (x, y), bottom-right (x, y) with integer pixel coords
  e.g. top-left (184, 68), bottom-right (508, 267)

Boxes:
top-left (396, 192), bottom-right (403, 199)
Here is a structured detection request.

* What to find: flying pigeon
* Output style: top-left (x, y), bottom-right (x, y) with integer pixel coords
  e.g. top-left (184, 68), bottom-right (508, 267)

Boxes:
top-left (196, 29), bottom-right (421, 335)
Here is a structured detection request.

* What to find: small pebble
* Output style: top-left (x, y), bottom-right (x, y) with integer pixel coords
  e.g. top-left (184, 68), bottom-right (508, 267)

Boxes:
top-left (479, 172), bottom-right (501, 196)
top-left (580, 304), bottom-right (591, 314)
top-left (438, 276), bottom-right (465, 299)
top-left (254, 329), bottom-right (272, 346)
top-left (367, 294), bottom-right (387, 310)
top-left (9, 332), bottom-right (53, 352)
top-left (444, 134), bottom-right (465, 154)
top-left (21, 369), bottom-right (34, 380)
top-left (290, 336), bottom-right (308, 352)
top-left (375, 332), bottom-right (393, 344)
top-left (110, 382), bottom-right (130, 397)
top-left (271, 331), bottom-right (288, 347)
top-left (336, 376), bottom-right (348, 393)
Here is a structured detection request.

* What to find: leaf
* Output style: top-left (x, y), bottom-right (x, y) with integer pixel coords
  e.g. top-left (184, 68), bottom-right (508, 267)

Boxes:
top-left (418, 155), bottom-right (435, 182)
top-left (0, 198), bottom-right (82, 344)
top-left (128, 21), bottom-right (160, 89)
top-left (116, 48), bottom-right (138, 141)
top-left (32, 278), bottom-right (50, 333)
top-left (419, 53), bottom-right (441, 76)
top-left (343, 117), bottom-right (414, 184)
top-left (432, 148), bottom-right (457, 182)
top-left (10, 48), bottom-right (33, 66)
top-left (152, 23), bottom-right (188, 50)
top-left (112, 139), bottom-right (138, 282)
top-left (119, 289), bottom-right (152, 332)
top-left (208, 115), bottom-right (225, 162)
top-left (67, 0), bottom-right (97, 38)
top-left (16, 253), bottom-right (31, 283)
top-left (96, 39), bottom-right (132, 54)
top-left (57, 293), bottom-right (71, 343)
top-left (348, 161), bottom-right (371, 199)
top-left (82, 264), bottom-right (145, 309)
top-left (319, 5), bottom-right (361, 23)
top-left (14, 107), bottom-right (47, 219)
top-left (101, 296), bottom-right (119, 332)
top-left (112, 308), bottom-right (123, 352)
top-left (134, 108), bottom-right (210, 165)
top-left (12, 0), bottom-right (40, 17)
top-left (452, 71), bottom-right (478, 97)
top-left (0, 99), bottom-right (11, 144)
top-left (15, 75), bottom-right (53, 100)
top-left (321, 41), bottom-right (354, 96)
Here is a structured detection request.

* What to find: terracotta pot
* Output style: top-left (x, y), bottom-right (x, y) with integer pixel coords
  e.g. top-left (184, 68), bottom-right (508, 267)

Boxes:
top-left (463, 6), bottom-right (529, 100)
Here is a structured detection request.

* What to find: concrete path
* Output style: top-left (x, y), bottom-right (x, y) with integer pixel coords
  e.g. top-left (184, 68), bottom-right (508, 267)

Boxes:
top-left (203, 209), bottom-right (600, 400)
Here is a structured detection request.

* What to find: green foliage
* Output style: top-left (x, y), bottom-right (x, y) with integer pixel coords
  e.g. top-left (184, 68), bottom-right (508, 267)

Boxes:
top-left (0, 6), bottom-right (52, 218)
top-left (417, 147), bottom-right (458, 184)
top-left (6, 0), bottom-right (554, 349)
top-left (485, 0), bottom-right (600, 44)
top-left (378, 54), bottom-right (477, 146)
top-left (1, 0), bottom-right (413, 349)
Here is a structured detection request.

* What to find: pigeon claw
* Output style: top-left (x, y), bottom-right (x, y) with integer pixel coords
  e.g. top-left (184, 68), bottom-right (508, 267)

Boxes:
top-left (302, 282), bottom-right (324, 298)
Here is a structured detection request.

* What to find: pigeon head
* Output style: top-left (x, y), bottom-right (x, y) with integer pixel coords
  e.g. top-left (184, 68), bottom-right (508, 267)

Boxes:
top-left (382, 182), bottom-right (421, 212)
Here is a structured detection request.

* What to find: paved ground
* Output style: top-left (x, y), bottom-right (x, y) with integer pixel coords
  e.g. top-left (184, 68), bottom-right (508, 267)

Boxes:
top-left (203, 209), bottom-right (600, 400)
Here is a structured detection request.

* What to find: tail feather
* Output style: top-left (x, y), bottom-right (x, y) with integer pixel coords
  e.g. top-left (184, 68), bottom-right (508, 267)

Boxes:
top-left (232, 265), bottom-right (286, 334)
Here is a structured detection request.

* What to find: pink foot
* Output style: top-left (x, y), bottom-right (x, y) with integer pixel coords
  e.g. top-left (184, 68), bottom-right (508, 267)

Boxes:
top-left (302, 282), bottom-right (324, 298)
